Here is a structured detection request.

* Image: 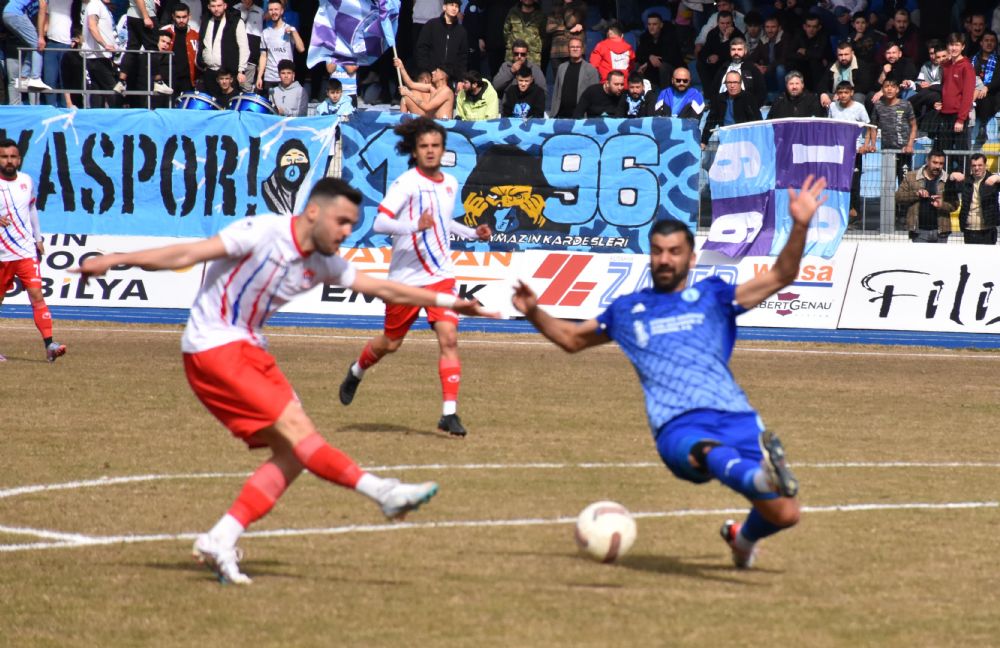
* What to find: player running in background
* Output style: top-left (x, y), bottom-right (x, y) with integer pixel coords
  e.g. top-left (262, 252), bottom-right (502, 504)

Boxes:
top-left (512, 176), bottom-right (828, 569)
top-left (0, 139), bottom-right (67, 363)
top-left (76, 178), bottom-right (497, 585)
top-left (338, 117), bottom-right (492, 438)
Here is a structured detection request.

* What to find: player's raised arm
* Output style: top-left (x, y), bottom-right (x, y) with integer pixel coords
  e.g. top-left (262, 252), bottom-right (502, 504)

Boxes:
top-left (350, 271), bottom-right (499, 318)
top-left (734, 175), bottom-right (828, 310)
top-left (73, 237), bottom-right (229, 277)
top-left (512, 281), bottom-right (609, 353)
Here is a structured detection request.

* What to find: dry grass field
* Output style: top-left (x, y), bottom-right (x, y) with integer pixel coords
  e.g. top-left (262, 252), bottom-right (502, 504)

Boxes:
top-left (2, 320), bottom-right (999, 648)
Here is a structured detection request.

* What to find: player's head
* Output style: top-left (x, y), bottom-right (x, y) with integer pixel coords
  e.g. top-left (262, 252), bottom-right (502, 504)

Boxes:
top-left (647, 219), bottom-right (695, 293)
top-left (0, 138), bottom-right (21, 179)
top-left (394, 116), bottom-right (447, 171)
top-left (303, 177), bottom-right (363, 255)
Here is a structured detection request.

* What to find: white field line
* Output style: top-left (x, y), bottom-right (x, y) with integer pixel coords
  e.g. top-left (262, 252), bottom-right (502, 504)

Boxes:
top-left (1, 501), bottom-right (996, 553)
top-left (0, 322), bottom-right (998, 358)
top-left (3, 461), bottom-right (1000, 501)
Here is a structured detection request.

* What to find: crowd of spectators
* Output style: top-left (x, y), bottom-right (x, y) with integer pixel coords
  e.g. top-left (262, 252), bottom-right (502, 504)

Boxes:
top-left (3, 0), bottom-right (1000, 241)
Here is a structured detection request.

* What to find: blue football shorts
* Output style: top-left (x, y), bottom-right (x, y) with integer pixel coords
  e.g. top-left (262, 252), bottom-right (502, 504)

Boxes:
top-left (655, 408), bottom-right (766, 485)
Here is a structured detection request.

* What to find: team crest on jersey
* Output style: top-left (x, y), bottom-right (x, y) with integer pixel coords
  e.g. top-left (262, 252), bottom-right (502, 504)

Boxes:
top-left (631, 302), bottom-right (646, 314)
top-left (681, 287), bottom-right (700, 303)
top-left (446, 186), bottom-right (454, 196)
top-left (300, 269), bottom-right (316, 288)
top-left (20, 184), bottom-right (26, 191)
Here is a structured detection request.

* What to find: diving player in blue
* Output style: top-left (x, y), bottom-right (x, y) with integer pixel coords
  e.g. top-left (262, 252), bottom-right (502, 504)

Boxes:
top-left (512, 175), bottom-right (828, 569)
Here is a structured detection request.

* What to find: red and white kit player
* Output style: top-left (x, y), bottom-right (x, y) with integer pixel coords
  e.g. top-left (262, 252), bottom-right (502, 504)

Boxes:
top-left (76, 177), bottom-right (498, 584)
top-left (339, 117), bottom-right (491, 437)
top-left (0, 139), bottom-right (66, 363)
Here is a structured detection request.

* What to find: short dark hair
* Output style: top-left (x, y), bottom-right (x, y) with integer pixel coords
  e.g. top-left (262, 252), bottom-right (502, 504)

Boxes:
top-left (836, 80), bottom-right (854, 91)
top-left (327, 78), bottom-right (342, 92)
top-left (627, 73), bottom-right (644, 85)
top-left (0, 138), bottom-right (19, 150)
top-left (173, 2), bottom-right (189, 12)
top-left (984, 30), bottom-right (998, 40)
top-left (607, 69), bottom-right (625, 81)
top-left (462, 70), bottom-right (483, 85)
top-left (394, 117), bottom-right (447, 167)
top-left (216, 67), bottom-right (234, 79)
top-left (511, 39), bottom-right (529, 52)
top-left (882, 77), bottom-right (900, 88)
top-left (837, 40), bottom-right (854, 51)
top-left (277, 59), bottom-right (295, 73)
top-left (308, 177), bottom-right (362, 205)
top-left (927, 148), bottom-right (946, 160)
top-left (515, 65), bottom-right (533, 79)
top-left (884, 42), bottom-right (901, 52)
top-left (649, 219), bottom-right (694, 249)
top-left (646, 12), bottom-right (663, 23)
top-left (970, 153), bottom-right (987, 164)
top-left (948, 32), bottom-right (966, 46)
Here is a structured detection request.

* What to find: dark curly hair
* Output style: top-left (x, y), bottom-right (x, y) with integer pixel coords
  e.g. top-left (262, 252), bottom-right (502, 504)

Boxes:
top-left (394, 117), bottom-right (447, 167)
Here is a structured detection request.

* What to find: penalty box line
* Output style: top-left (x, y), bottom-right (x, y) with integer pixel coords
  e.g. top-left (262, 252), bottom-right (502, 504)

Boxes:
top-left (1, 500), bottom-right (997, 553)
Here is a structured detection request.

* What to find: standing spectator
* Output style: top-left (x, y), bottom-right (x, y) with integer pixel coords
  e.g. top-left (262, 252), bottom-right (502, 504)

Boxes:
top-left (618, 72), bottom-right (655, 117)
top-left (411, 0), bottom-right (440, 52)
top-left (462, 0), bottom-right (485, 76)
top-left (829, 81), bottom-right (875, 227)
top-left (117, 0), bottom-right (159, 94)
top-left (749, 15), bottom-right (786, 100)
top-left (492, 38), bottom-right (545, 96)
top-left (895, 149), bottom-right (955, 243)
top-left (695, 10), bottom-right (741, 99)
top-left (162, 2), bottom-right (200, 99)
top-left (785, 14), bottom-right (829, 93)
top-left (269, 58), bottom-right (307, 116)
top-left (483, 0), bottom-right (515, 77)
top-left (935, 33), bottom-right (976, 157)
top-left (635, 11), bottom-right (683, 92)
top-left (234, 0), bottom-right (263, 84)
top-left (414, 0), bottom-right (467, 81)
top-left (257, 0), bottom-right (303, 92)
top-left (83, 0), bottom-right (118, 107)
top-left (711, 36), bottom-right (766, 109)
top-left (652, 66), bottom-right (705, 119)
top-left (881, 8), bottom-right (921, 64)
top-left (573, 68), bottom-right (624, 118)
top-left (544, 0), bottom-right (585, 76)
top-left (589, 21), bottom-right (634, 83)
top-left (315, 77), bottom-right (354, 116)
top-left (767, 70), bottom-right (825, 119)
top-left (394, 57), bottom-right (454, 119)
top-left (501, 64), bottom-right (544, 118)
top-left (971, 31), bottom-right (1000, 148)
top-left (702, 70), bottom-right (762, 148)
top-left (455, 70), bottom-right (499, 120)
top-left (503, 0), bottom-right (544, 65)
top-left (870, 78), bottom-right (917, 186)
top-left (196, 0), bottom-right (249, 98)
top-left (550, 35), bottom-right (598, 118)
top-left (950, 154), bottom-right (1000, 245)
top-left (40, 0), bottom-right (74, 106)
top-left (3, 0), bottom-right (52, 91)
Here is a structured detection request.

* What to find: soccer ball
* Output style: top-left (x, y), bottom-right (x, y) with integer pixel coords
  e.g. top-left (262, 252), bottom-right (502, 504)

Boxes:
top-left (574, 501), bottom-right (637, 563)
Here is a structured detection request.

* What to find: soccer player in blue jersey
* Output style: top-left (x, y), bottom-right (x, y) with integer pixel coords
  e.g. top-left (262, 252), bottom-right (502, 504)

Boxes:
top-left (512, 175), bottom-right (828, 569)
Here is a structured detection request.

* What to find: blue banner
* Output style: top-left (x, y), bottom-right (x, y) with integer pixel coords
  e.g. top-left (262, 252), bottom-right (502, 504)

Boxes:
top-left (705, 119), bottom-right (861, 259)
top-left (341, 112), bottom-right (701, 253)
top-left (0, 106), bottom-right (338, 238)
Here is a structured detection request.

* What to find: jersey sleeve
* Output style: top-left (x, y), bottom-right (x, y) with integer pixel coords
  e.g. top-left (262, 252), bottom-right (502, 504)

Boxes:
top-left (709, 276), bottom-right (748, 317)
top-left (595, 302), bottom-right (617, 340)
top-left (378, 177), bottom-right (411, 220)
top-left (324, 255), bottom-right (357, 287)
top-left (217, 217), bottom-right (265, 257)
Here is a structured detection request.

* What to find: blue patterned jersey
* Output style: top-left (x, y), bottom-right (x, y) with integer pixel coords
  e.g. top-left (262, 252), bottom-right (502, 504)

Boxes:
top-left (595, 276), bottom-right (755, 433)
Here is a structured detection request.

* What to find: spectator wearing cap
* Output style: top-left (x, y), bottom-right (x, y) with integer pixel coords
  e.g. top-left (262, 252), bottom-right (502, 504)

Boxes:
top-left (415, 0), bottom-right (468, 81)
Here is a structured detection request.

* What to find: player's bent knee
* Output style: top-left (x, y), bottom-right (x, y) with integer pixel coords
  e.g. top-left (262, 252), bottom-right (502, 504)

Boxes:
top-left (273, 400), bottom-right (318, 445)
top-left (384, 337), bottom-right (405, 353)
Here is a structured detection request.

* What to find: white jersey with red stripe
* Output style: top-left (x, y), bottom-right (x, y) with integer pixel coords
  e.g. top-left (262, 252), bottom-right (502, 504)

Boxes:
top-left (181, 214), bottom-right (357, 354)
top-left (0, 172), bottom-right (42, 263)
top-left (378, 167), bottom-right (460, 286)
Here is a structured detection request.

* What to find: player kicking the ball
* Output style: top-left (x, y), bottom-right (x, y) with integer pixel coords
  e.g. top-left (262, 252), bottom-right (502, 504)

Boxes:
top-left (339, 117), bottom-right (491, 437)
top-left (513, 175), bottom-right (828, 569)
top-left (76, 178), bottom-right (497, 585)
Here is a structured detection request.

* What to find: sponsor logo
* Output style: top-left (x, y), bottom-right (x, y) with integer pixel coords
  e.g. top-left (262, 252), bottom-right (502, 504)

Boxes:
top-left (860, 266), bottom-right (999, 326)
top-left (532, 253), bottom-right (596, 307)
top-left (757, 291), bottom-right (833, 317)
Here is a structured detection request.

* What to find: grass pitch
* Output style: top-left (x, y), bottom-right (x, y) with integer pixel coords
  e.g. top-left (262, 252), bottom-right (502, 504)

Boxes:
top-left (1, 320), bottom-right (999, 647)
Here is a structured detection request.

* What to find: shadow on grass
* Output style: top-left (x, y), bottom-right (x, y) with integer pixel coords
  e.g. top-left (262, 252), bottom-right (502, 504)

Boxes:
top-left (619, 552), bottom-right (779, 583)
top-left (336, 422), bottom-right (455, 439)
top-left (148, 558), bottom-right (306, 583)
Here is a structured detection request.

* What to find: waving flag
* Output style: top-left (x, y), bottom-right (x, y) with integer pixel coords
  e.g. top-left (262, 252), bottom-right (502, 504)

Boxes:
top-left (307, 0), bottom-right (400, 69)
top-left (704, 118), bottom-right (863, 259)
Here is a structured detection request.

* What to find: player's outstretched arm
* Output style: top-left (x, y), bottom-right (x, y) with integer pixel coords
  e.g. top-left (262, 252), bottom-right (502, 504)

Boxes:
top-left (351, 272), bottom-right (500, 318)
top-left (512, 281), bottom-right (609, 353)
top-left (735, 175), bottom-right (827, 310)
top-left (73, 237), bottom-right (229, 277)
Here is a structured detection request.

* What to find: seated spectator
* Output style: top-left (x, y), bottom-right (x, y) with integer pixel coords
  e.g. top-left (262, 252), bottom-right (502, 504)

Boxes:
top-left (550, 36), bottom-right (599, 119)
top-left (456, 70), bottom-right (499, 120)
top-left (652, 67), bottom-right (706, 119)
top-left (847, 11), bottom-right (879, 67)
top-left (869, 42), bottom-right (916, 104)
top-left (909, 41), bottom-right (947, 120)
top-left (710, 36), bottom-right (766, 109)
top-left (742, 10), bottom-right (764, 58)
top-left (493, 39), bottom-right (546, 97)
top-left (394, 57), bottom-right (455, 119)
top-left (823, 41), bottom-right (873, 107)
top-left (895, 149), bottom-right (956, 243)
top-left (618, 73), bottom-right (655, 117)
top-left (828, 80), bottom-right (875, 227)
top-left (972, 31), bottom-right (1000, 148)
top-left (881, 8), bottom-right (921, 64)
top-left (785, 14), bottom-right (829, 93)
top-left (501, 65), bottom-right (545, 118)
top-left (315, 77), bottom-right (354, 117)
top-left (748, 15), bottom-right (786, 99)
top-left (634, 11), bottom-right (684, 91)
top-left (767, 70), bottom-right (825, 118)
top-left (589, 21), bottom-right (635, 83)
top-left (325, 60), bottom-right (357, 108)
top-left (269, 59), bottom-right (308, 116)
top-left (694, 0), bottom-right (746, 52)
top-left (949, 153), bottom-right (1000, 245)
top-left (573, 69), bottom-right (624, 118)
top-left (702, 69), bottom-right (762, 148)
top-left (696, 10), bottom-right (742, 100)
top-left (145, 30), bottom-right (176, 107)
top-left (213, 67), bottom-right (239, 107)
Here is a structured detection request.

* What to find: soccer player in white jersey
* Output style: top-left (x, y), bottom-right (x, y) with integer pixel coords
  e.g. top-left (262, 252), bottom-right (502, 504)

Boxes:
top-left (0, 139), bottom-right (67, 363)
top-left (339, 118), bottom-right (492, 438)
top-left (75, 177), bottom-right (497, 585)
top-left (512, 176), bottom-right (829, 569)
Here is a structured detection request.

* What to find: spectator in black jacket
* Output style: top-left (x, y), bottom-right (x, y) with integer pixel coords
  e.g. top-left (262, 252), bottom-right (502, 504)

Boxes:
top-left (702, 70), bottom-right (763, 147)
top-left (197, 0), bottom-right (249, 96)
top-left (869, 42), bottom-right (917, 104)
top-left (415, 0), bottom-right (468, 80)
top-left (696, 11), bottom-right (743, 103)
top-left (618, 73), bottom-right (655, 117)
top-left (710, 36), bottom-right (766, 109)
top-left (574, 69), bottom-right (625, 118)
top-left (501, 65), bottom-right (545, 118)
top-left (950, 154), bottom-right (1000, 245)
top-left (652, 67), bottom-right (706, 119)
top-left (635, 12), bottom-right (684, 91)
top-left (822, 41), bottom-right (874, 107)
top-left (767, 70), bottom-right (825, 118)
top-left (785, 14), bottom-right (829, 92)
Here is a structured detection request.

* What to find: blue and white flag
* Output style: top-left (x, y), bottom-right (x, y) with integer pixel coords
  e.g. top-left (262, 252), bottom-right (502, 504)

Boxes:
top-left (307, 0), bottom-right (400, 69)
top-left (705, 119), bottom-right (862, 259)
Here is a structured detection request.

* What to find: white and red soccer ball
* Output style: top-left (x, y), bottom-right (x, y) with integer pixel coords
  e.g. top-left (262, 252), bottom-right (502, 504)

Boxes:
top-left (574, 501), bottom-right (637, 563)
